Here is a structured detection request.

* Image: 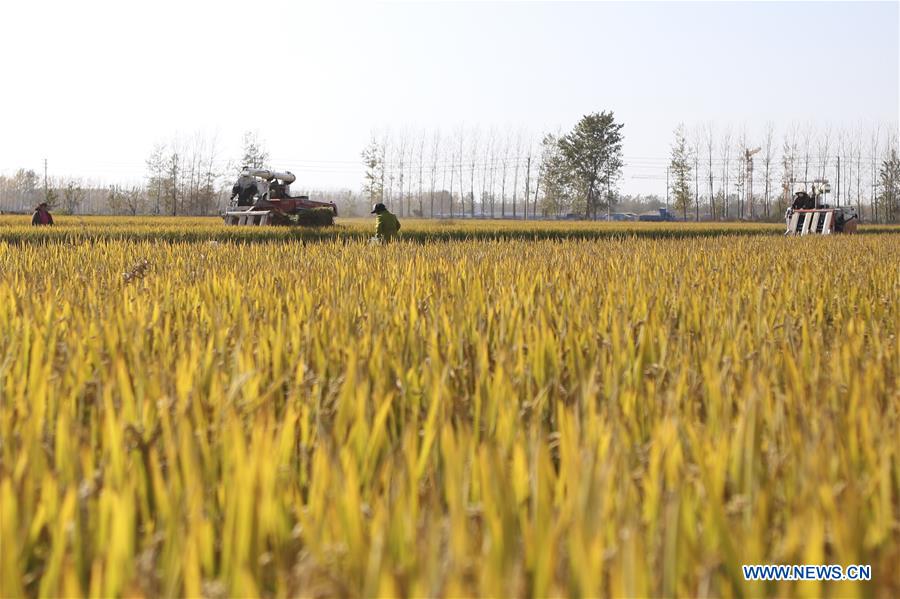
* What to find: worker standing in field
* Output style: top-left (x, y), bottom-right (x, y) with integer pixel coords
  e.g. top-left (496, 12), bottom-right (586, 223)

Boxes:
top-left (31, 202), bottom-right (54, 226)
top-left (371, 203), bottom-right (400, 242)
top-left (230, 172), bottom-right (259, 207)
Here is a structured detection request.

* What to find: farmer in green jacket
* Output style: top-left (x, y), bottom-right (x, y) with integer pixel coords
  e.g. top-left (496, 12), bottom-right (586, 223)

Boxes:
top-left (371, 203), bottom-right (400, 242)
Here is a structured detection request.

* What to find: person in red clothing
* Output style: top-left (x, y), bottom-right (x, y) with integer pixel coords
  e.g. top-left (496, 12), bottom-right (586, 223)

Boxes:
top-left (32, 202), bottom-right (54, 226)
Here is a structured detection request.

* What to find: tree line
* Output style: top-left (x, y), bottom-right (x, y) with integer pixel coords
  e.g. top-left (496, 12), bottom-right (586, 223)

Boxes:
top-left (362, 124), bottom-right (543, 219)
top-left (1, 132), bottom-right (249, 216)
top-left (2, 119), bottom-right (897, 222)
top-left (362, 117), bottom-right (899, 223)
top-left (667, 122), bottom-right (900, 223)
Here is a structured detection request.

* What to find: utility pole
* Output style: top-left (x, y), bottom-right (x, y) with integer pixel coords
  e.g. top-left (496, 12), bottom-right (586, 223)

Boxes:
top-left (380, 144), bottom-right (386, 216)
top-left (836, 155), bottom-right (841, 206)
top-left (694, 156), bottom-right (699, 221)
top-left (871, 155), bottom-right (877, 222)
top-left (606, 160), bottom-right (611, 221)
top-left (43, 158), bottom-right (48, 202)
top-left (665, 166), bottom-right (669, 210)
top-left (448, 160), bottom-right (455, 219)
top-left (470, 158), bottom-right (476, 218)
top-left (745, 147), bottom-right (760, 220)
top-left (511, 156), bottom-right (519, 220)
top-left (523, 155), bottom-right (531, 221)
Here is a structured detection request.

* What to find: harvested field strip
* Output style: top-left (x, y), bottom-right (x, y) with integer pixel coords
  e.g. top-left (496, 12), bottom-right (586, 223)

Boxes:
top-left (3, 215), bottom-right (898, 245)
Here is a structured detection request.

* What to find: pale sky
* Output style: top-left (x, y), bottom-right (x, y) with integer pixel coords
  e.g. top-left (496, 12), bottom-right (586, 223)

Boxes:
top-left (1, 0), bottom-right (897, 195)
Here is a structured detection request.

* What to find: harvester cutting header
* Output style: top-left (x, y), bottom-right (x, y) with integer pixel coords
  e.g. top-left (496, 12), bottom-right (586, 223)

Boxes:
top-left (224, 167), bottom-right (337, 226)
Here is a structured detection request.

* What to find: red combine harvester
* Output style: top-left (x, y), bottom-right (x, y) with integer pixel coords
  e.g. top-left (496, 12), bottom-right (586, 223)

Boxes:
top-left (785, 179), bottom-right (858, 235)
top-left (224, 168), bottom-right (337, 226)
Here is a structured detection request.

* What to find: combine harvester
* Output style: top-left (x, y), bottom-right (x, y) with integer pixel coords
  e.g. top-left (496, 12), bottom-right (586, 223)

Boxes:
top-left (785, 179), bottom-right (858, 235)
top-left (224, 168), bottom-right (337, 226)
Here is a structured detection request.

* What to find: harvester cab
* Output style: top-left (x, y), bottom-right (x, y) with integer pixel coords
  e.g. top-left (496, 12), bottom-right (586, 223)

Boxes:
top-left (785, 179), bottom-right (858, 235)
top-left (224, 167), bottom-right (337, 226)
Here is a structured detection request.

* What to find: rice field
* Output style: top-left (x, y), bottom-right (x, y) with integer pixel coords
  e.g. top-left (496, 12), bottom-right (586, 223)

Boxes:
top-left (0, 215), bottom-right (783, 244)
top-left (1, 217), bottom-right (898, 597)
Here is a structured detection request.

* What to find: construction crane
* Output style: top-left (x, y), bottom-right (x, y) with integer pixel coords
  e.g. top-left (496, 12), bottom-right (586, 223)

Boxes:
top-left (744, 147), bottom-right (761, 219)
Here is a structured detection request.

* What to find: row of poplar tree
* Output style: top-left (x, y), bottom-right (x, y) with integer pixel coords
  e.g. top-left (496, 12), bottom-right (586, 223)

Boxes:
top-left (3, 120), bottom-right (897, 221)
top-left (361, 114), bottom-right (900, 222)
